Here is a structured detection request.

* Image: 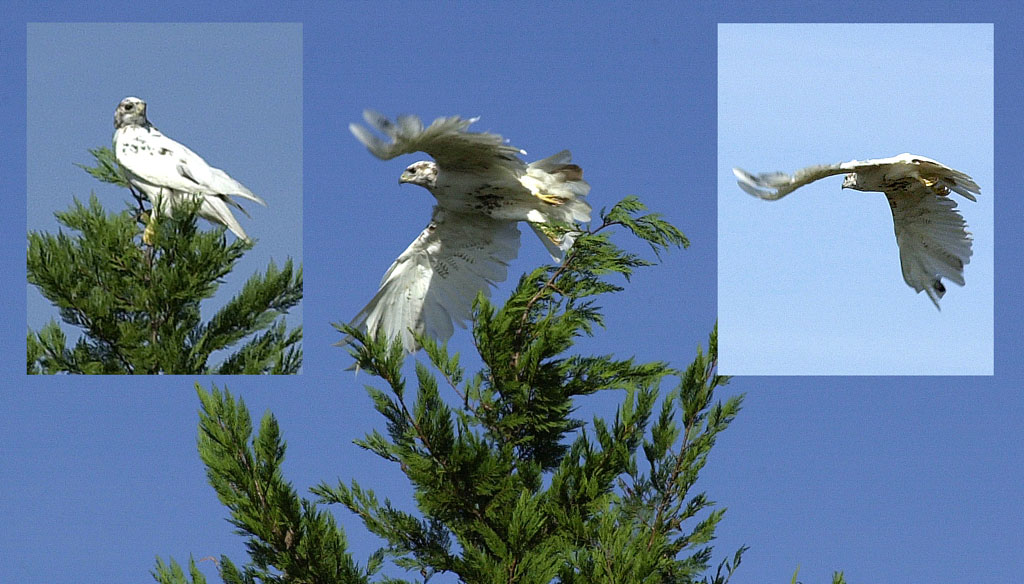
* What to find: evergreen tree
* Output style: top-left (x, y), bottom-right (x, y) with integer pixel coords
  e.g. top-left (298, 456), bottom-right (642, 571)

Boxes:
top-left (150, 198), bottom-right (846, 583)
top-left (27, 148), bottom-right (302, 374)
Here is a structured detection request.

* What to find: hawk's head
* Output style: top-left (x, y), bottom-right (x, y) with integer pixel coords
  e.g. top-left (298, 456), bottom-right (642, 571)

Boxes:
top-left (115, 97), bottom-right (149, 130)
top-left (841, 173), bottom-right (862, 191)
top-left (400, 161), bottom-right (438, 189)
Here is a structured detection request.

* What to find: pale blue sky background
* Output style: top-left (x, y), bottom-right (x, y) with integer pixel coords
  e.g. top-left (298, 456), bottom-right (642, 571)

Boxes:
top-left (2, 3), bottom-right (1023, 584)
top-left (26, 23), bottom-right (303, 358)
top-left (719, 23), bottom-right (993, 375)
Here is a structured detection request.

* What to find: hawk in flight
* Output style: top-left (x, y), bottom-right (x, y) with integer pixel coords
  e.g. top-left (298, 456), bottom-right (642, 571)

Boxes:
top-left (341, 110), bottom-right (592, 353)
top-left (733, 153), bottom-right (979, 309)
top-left (113, 97), bottom-right (267, 242)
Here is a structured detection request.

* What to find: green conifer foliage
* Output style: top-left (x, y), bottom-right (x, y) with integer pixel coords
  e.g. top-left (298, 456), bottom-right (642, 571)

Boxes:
top-left (27, 148), bottom-right (302, 374)
top-left (149, 198), bottom-right (850, 584)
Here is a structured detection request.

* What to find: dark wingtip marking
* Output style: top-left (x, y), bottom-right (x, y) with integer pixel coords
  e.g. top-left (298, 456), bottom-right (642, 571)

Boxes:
top-left (554, 164), bottom-right (584, 181)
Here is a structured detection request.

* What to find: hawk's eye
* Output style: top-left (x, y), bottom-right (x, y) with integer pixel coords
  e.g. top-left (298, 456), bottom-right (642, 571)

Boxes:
top-left (125, 104), bottom-right (133, 111)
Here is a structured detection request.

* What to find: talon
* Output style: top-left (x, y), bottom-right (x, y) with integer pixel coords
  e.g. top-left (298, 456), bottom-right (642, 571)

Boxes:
top-left (918, 175), bottom-right (949, 195)
top-left (142, 217), bottom-right (157, 245)
top-left (535, 192), bottom-right (564, 205)
top-left (920, 175), bottom-right (949, 195)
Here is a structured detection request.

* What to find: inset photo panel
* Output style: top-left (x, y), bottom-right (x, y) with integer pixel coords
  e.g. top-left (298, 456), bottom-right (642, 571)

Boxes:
top-left (26, 23), bottom-right (303, 375)
top-left (718, 23), bottom-right (993, 375)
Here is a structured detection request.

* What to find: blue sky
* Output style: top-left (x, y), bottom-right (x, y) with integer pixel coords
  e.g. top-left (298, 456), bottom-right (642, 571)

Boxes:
top-left (719, 23), bottom-right (993, 375)
top-left (3, 3), bottom-right (1023, 584)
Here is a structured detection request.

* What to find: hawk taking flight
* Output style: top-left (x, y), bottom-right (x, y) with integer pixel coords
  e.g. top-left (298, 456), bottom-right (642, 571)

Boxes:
top-left (733, 153), bottom-right (979, 309)
top-left (113, 97), bottom-right (267, 242)
top-left (341, 111), bottom-right (592, 353)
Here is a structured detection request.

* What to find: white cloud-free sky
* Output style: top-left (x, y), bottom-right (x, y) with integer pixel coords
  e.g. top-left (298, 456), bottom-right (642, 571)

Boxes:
top-left (719, 23), bottom-right (993, 375)
top-left (2, 4), bottom-right (1021, 584)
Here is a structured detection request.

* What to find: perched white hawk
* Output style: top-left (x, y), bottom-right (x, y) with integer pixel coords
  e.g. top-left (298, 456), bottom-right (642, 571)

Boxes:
top-left (733, 153), bottom-right (979, 309)
top-left (340, 110), bottom-right (592, 353)
top-left (113, 97), bottom-right (266, 242)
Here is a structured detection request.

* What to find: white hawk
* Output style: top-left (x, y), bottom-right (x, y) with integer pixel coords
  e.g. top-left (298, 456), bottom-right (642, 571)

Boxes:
top-left (340, 110), bottom-right (592, 353)
top-left (113, 97), bottom-right (267, 242)
top-left (733, 153), bottom-right (979, 309)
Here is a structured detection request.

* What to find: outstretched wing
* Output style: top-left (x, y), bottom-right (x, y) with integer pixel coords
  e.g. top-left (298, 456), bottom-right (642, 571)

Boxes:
top-left (350, 110), bottom-right (526, 174)
top-left (733, 163), bottom-right (851, 200)
top-left (885, 182), bottom-right (972, 309)
top-left (340, 207), bottom-right (521, 353)
top-left (117, 128), bottom-right (266, 206)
